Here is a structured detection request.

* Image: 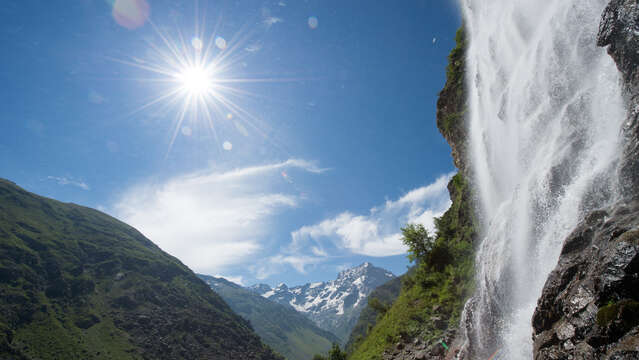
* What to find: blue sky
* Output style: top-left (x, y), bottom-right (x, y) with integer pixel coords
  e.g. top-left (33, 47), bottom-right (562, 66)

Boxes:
top-left (1, 0), bottom-right (460, 286)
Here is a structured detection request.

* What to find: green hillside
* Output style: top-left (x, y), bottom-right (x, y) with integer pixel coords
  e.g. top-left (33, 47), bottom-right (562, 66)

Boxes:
top-left (0, 178), bottom-right (282, 360)
top-left (344, 270), bottom-right (408, 353)
top-left (199, 275), bottom-right (340, 360)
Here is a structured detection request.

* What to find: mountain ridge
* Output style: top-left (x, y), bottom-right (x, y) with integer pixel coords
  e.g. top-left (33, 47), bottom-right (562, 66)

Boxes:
top-left (198, 273), bottom-right (340, 360)
top-left (249, 262), bottom-right (395, 342)
top-left (0, 178), bottom-right (282, 360)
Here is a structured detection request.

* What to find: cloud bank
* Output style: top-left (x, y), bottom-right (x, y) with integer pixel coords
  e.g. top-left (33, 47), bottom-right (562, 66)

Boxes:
top-left (113, 159), bottom-right (325, 275)
top-left (258, 173), bottom-right (455, 276)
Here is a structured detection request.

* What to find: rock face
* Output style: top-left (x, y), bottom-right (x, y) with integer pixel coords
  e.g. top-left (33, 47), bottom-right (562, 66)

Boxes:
top-left (532, 1), bottom-right (639, 358)
top-left (436, 27), bottom-right (469, 176)
top-left (597, 0), bottom-right (639, 200)
top-left (532, 204), bottom-right (639, 359)
top-left (250, 262), bottom-right (395, 342)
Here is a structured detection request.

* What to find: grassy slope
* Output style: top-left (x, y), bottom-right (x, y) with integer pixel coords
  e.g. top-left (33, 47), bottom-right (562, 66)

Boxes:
top-left (348, 27), bottom-right (475, 360)
top-left (0, 178), bottom-right (281, 360)
top-left (344, 272), bottom-right (405, 353)
top-left (199, 275), bottom-right (340, 360)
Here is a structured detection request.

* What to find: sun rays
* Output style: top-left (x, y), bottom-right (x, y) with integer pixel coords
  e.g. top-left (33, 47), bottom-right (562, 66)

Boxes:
top-left (111, 10), bottom-right (279, 157)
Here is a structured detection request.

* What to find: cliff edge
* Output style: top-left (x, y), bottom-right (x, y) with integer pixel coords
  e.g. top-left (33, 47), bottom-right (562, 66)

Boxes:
top-left (348, 27), bottom-right (478, 360)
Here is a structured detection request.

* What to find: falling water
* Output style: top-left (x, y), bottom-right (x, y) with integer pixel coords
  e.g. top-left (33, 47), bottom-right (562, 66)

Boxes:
top-left (459, 0), bottom-right (626, 358)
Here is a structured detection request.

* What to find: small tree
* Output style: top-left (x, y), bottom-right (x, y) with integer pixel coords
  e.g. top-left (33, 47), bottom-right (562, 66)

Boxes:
top-left (401, 223), bottom-right (434, 263)
top-left (368, 297), bottom-right (388, 315)
top-left (328, 343), bottom-right (346, 360)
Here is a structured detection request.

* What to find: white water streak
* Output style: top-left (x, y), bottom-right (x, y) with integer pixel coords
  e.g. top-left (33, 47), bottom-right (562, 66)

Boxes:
top-left (460, 0), bottom-right (625, 358)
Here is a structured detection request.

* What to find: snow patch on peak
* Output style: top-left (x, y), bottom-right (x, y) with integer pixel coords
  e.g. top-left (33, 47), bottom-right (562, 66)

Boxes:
top-left (255, 263), bottom-right (396, 340)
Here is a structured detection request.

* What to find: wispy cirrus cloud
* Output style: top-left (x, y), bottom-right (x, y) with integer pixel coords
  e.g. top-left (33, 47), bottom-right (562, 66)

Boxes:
top-left (263, 16), bottom-right (283, 28)
top-left (261, 6), bottom-right (283, 29)
top-left (113, 159), bottom-right (326, 275)
top-left (266, 173), bottom-right (455, 274)
top-left (47, 176), bottom-right (90, 190)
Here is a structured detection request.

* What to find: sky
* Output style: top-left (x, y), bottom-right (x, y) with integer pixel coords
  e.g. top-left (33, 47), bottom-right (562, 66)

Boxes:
top-left (0, 0), bottom-right (461, 287)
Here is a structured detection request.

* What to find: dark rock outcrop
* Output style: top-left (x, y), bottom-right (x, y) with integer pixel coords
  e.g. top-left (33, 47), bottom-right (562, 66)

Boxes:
top-left (532, 1), bottom-right (639, 358)
top-left (436, 27), bottom-right (469, 176)
top-left (597, 0), bottom-right (639, 200)
top-left (532, 202), bottom-right (639, 359)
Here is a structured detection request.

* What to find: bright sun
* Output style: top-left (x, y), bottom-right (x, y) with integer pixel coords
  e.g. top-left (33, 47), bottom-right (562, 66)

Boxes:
top-left (114, 16), bottom-right (286, 157)
top-left (178, 65), bottom-right (213, 95)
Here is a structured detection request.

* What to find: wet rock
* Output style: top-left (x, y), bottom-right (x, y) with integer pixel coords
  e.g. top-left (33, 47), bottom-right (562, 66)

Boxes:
top-left (532, 201), bottom-right (639, 359)
top-left (556, 322), bottom-right (576, 341)
top-left (597, 0), bottom-right (639, 200)
top-left (532, 2), bottom-right (639, 358)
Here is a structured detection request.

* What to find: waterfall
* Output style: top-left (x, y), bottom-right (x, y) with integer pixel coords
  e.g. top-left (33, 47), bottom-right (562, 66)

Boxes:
top-left (459, 0), bottom-right (626, 358)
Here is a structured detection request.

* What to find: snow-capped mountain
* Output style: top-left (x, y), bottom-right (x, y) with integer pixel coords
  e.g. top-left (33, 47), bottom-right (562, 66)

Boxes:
top-left (249, 262), bottom-right (395, 342)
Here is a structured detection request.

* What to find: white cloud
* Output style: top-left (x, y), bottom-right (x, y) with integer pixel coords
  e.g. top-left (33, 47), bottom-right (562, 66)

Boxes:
top-left (47, 176), bottom-right (90, 190)
top-left (245, 42), bottom-right (263, 53)
top-left (263, 16), bottom-right (283, 28)
top-left (113, 159), bottom-right (324, 275)
top-left (216, 274), bottom-right (245, 286)
top-left (277, 173), bottom-right (454, 273)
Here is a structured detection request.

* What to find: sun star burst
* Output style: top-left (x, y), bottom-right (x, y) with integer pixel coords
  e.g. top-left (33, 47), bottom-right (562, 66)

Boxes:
top-left (178, 65), bottom-right (214, 95)
top-left (113, 15), bottom-right (277, 156)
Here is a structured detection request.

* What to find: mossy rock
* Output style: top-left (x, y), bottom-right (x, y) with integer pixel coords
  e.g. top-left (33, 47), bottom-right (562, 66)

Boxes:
top-left (597, 300), bottom-right (639, 331)
top-left (617, 229), bottom-right (639, 244)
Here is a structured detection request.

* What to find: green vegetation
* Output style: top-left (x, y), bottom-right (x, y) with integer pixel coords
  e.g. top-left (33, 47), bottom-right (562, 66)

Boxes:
top-left (0, 178), bottom-right (281, 359)
top-left (440, 27), bottom-right (467, 135)
top-left (401, 224), bottom-right (435, 263)
top-left (348, 174), bottom-right (477, 360)
top-left (344, 274), bottom-right (404, 353)
top-left (348, 25), bottom-right (475, 360)
top-left (596, 300), bottom-right (639, 331)
top-left (313, 343), bottom-right (347, 360)
top-left (198, 275), bottom-right (340, 360)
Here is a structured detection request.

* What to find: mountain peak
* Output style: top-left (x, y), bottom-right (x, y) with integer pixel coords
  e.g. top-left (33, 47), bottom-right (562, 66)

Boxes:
top-left (259, 263), bottom-right (396, 341)
top-left (336, 262), bottom-right (394, 282)
top-left (275, 282), bottom-right (288, 290)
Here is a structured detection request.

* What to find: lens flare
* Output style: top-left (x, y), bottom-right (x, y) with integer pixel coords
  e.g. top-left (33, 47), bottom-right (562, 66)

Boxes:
top-left (112, 0), bottom-right (150, 29)
top-left (215, 36), bottom-right (227, 50)
top-left (307, 16), bottom-right (319, 29)
top-left (191, 37), bottom-right (203, 51)
top-left (111, 7), bottom-right (305, 157)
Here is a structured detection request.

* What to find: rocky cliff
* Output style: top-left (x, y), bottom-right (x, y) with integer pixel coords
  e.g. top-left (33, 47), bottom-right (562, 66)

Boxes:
top-left (532, 1), bottom-right (639, 358)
